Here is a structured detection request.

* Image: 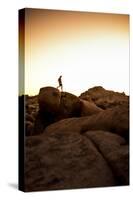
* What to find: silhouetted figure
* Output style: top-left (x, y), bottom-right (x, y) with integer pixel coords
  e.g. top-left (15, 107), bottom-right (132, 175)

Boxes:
top-left (57, 75), bottom-right (63, 92)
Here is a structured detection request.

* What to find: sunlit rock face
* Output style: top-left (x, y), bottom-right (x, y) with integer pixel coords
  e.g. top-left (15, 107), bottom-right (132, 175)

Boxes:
top-left (80, 86), bottom-right (129, 109)
top-left (22, 86), bottom-right (129, 191)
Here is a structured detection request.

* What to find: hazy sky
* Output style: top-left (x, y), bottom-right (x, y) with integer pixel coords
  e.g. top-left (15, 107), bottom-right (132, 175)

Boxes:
top-left (23, 9), bottom-right (129, 96)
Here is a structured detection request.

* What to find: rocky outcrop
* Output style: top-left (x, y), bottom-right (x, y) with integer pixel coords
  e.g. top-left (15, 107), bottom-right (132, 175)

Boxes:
top-left (24, 86), bottom-right (129, 137)
top-left (33, 88), bottom-right (81, 135)
top-left (80, 86), bottom-right (129, 109)
top-left (38, 87), bottom-right (61, 116)
top-left (38, 88), bottom-right (81, 118)
top-left (23, 86), bottom-right (129, 191)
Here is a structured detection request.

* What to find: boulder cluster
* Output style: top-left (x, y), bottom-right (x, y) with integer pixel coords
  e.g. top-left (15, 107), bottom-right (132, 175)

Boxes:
top-left (22, 86), bottom-right (129, 192)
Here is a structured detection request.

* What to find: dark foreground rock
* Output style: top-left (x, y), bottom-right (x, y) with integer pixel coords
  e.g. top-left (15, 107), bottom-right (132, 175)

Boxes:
top-left (25, 129), bottom-right (128, 191)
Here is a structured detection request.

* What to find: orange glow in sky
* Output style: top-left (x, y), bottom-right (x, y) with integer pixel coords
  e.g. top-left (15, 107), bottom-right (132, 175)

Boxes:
top-left (22, 9), bottom-right (129, 96)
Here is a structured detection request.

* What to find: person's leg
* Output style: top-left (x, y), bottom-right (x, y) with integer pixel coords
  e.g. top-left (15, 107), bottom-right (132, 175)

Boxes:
top-left (61, 85), bottom-right (63, 92)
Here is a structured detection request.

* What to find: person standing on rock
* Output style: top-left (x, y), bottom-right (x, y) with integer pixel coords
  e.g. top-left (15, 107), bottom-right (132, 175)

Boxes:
top-left (57, 75), bottom-right (63, 92)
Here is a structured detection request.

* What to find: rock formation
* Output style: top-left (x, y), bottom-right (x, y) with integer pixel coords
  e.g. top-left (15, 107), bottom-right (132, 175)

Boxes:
top-left (80, 86), bottom-right (128, 109)
top-left (38, 87), bottom-right (61, 115)
top-left (22, 86), bottom-right (129, 191)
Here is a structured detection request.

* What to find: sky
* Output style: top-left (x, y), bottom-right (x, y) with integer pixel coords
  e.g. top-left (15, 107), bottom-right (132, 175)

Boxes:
top-left (20, 8), bottom-right (129, 96)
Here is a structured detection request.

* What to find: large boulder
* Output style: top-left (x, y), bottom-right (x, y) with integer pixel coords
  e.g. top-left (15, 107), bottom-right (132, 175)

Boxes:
top-left (58, 92), bottom-right (81, 119)
top-left (81, 105), bottom-right (129, 141)
top-left (38, 87), bottom-right (61, 116)
top-left (84, 131), bottom-right (129, 185)
top-left (36, 89), bottom-right (81, 134)
top-left (80, 99), bottom-right (103, 116)
top-left (39, 89), bottom-right (81, 119)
